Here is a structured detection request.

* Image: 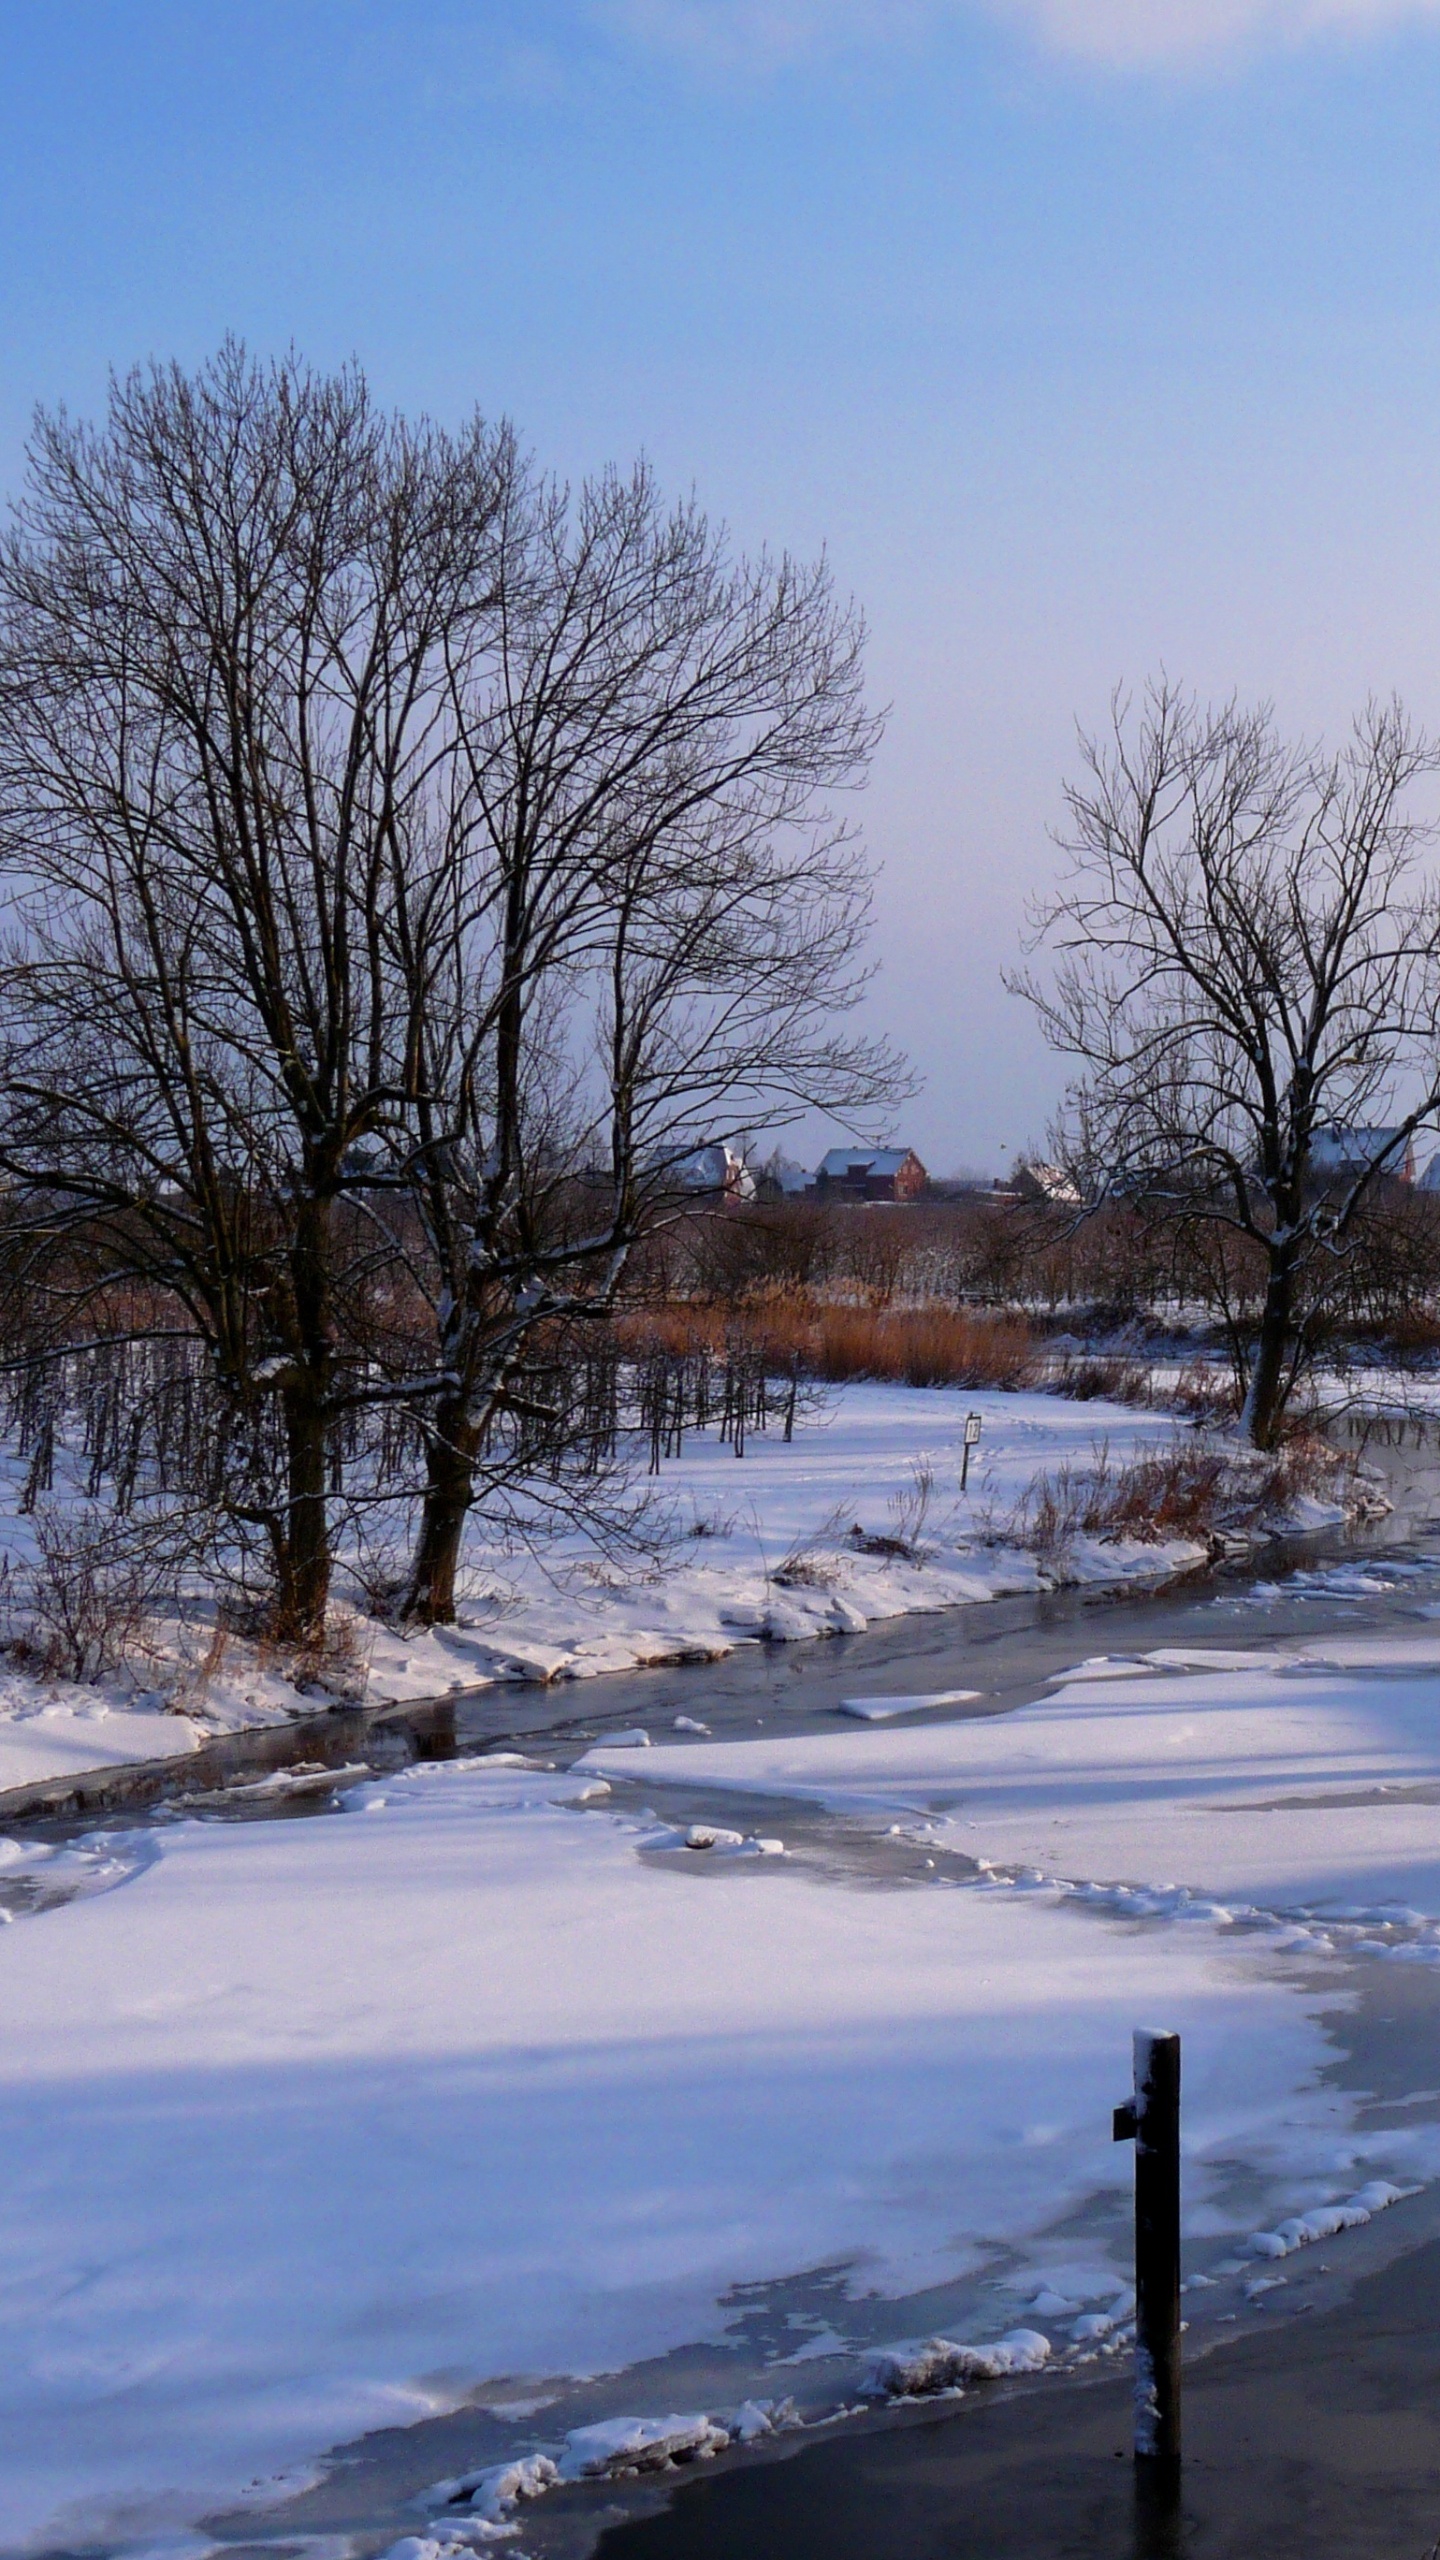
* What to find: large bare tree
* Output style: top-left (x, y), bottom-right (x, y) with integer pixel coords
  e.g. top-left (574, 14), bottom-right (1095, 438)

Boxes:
top-left (1015, 683), bottom-right (1440, 1445)
top-left (384, 463), bottom-right (906, 1620)
top-left (0, 343), bottom-right (508, 1634)
top-left (0, 347), bottom-right (907, 1638)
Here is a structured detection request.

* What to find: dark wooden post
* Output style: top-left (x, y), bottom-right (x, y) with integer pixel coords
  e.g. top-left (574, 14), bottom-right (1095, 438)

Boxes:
top-left (1113, 2027), bottom-right (1181, 2467)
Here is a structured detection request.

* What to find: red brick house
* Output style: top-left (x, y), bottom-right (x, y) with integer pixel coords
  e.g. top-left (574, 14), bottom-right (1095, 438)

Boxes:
top-left (815, 1146), bottom-right (927, 1203)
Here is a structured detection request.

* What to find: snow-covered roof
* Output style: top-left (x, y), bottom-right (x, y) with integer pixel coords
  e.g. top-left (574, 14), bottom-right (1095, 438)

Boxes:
top-left (1310, 1124), bottom-right (1412, 1172)
top-left (1014, 1160), bottom-right (1081, 1206)
top-left (817, 1147), bottom-right (916, 1177)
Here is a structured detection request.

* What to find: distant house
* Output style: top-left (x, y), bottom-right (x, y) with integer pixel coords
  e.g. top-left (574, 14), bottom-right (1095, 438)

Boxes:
top-left (815, 1145), bottom-right (927, 1203)
top-left (752, 1150), bottom-right (813, 1199)
top-left (1012, 1160), bottom-right (1081, 1209)
top-left (1309, 1124), bottom-right (1415, 1187)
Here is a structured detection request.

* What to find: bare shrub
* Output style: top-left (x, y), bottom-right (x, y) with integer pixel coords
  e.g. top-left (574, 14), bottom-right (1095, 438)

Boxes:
top-left (997, 1432), bottom-right (1352, 1563)
top-left (773, 1551), bottom-right (841, 1590)
top-left (164, 1617), bottom-right (232, 1711)
top-left (1166, 1362), bottom-right (1243, 1425)
top-left (848, 1523), bottom-right (915, 1559)
top-left (274, 1608), bottom-right (374, 1705)
top-left (1079, 1442), bottom-right (1231, 1541)
top-left (1043, 1352), bottom-right (1154, 1405)
top-left (346, 1521), bottom-right (416, 1624)
top-left (772, 1502), bottom-right (848, 1589)
top-left (1383, 1310), bottom-right (1440, 1362)
top-left (7, 1503), bottom-right (186, 1682)
top-left (683, 1500), bottom-right (738, 1540)
top-left (886, 1458), bottom-right (936, 1555)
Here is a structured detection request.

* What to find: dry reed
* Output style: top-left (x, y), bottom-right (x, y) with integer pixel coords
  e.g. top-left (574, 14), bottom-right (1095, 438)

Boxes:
top-left (620, 1299), bottom-right (1036, 1392)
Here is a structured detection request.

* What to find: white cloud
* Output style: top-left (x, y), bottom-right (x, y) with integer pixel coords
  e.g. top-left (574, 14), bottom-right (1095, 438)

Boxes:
top-left (602, 0), bottom-right (1440, 70)
top-left (1008, 0), bottom-right (1440, 66)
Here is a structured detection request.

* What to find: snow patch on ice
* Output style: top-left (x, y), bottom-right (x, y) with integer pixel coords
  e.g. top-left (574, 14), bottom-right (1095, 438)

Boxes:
top-left (1245, 2180), bottom-right (1413, 2260)
top-left (865, 2328), bottom-right (1052, 2397)
top-left (429, 2400), bottom-right (801, 2528)
top-left (644, 1823), bottom-right (786, 1858)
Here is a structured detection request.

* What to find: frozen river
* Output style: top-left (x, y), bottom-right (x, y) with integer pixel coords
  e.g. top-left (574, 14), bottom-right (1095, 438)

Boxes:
top-left (9, 1431), bottom-right (1440, 2559)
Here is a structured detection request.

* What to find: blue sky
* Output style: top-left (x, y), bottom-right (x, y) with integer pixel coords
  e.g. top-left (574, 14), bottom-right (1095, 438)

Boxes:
top-left (5, 2), bottom-right (1440, 1169)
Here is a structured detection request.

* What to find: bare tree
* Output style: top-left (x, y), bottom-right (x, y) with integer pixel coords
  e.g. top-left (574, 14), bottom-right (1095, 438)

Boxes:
top-left (0, 344), bottom-right (509, 1635)
top-left (1014, 683), bottom-right (1440, 1446)
top-left (390, 464), bottom-right (908, 1620)
top-left (0, 349), bottom-right (908, 1638)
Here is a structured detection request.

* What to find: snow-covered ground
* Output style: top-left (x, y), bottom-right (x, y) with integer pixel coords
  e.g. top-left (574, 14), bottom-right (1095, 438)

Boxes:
top-left (7, 1618), bottom-right (1440, 2549)
top-left (357, 1382), bottom-right (1224, 1693)
top-left (0, 1674), bottom-right (211, 1792)
top-left (0, 1385), bottom-right (1296, 1796)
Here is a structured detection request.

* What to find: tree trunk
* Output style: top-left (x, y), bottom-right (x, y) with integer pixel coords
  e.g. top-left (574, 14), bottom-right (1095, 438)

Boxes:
top-left (272, 1194), bottom-right (334, 1642)
top-left (403, 1399), bottom-right (481, 1624)
top-left (275, 1379), bottom-right (331, 1640)
top-left (1240, 1254), bottom-right (1295, 1450)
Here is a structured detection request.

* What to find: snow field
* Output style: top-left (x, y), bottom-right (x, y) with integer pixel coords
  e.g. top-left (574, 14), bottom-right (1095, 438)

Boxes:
top-left (359, 1383), bottom-right (1223, 1691)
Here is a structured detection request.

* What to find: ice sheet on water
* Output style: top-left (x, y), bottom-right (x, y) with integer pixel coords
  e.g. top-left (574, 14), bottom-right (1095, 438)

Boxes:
top-left (1142, 1648), bottom-right (1300, 1674)
top-left (1284, 1562), bottom-right (1421, 1598)
top-left (837, 1690), bottom-right (981, 1720)
top-left (1045, 1658), bottom-right (1152, 1683)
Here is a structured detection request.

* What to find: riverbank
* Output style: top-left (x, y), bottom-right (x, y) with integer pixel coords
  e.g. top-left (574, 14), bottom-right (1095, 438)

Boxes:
top-left (0, 1380), bottom-right (1349, 1797)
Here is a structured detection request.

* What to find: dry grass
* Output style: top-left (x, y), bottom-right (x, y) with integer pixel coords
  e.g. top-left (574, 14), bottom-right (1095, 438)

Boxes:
top-left (807, 1306), bottom-right (1035, 1389)
top-left (1000, 1432), bottom-right (1348, 1562)
top-left (1384, 1310), bottom-right (1440, 1359)
top-left (1166, 1361), bottom-right (1243, 1424)
top-left (621, 1298), bottom-right (1037, 1392)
